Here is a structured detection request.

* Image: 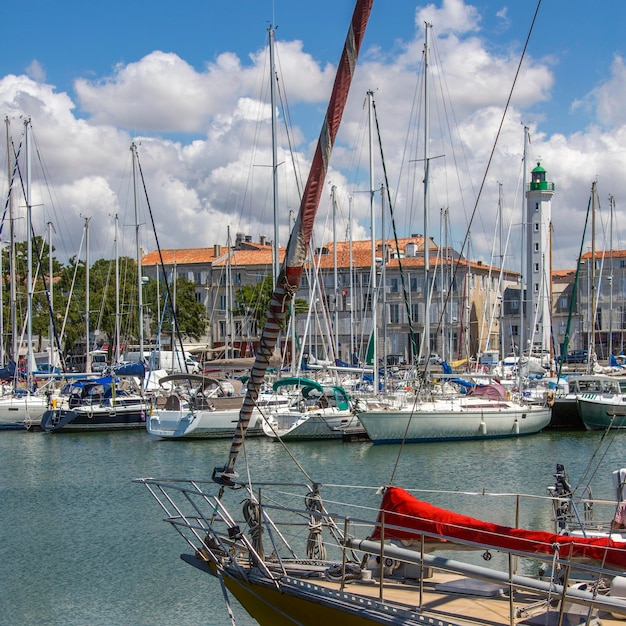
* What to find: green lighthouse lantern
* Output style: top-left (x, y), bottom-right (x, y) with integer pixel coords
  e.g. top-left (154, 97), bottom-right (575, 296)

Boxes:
top-left (530, 162), bottom-right (554, 191)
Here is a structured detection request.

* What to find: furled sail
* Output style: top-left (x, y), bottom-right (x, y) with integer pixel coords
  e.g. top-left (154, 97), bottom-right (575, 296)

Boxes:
top-left (213, 0), bottom-right (373, 484)
top-left (372, 486), bottom-right (626, 569)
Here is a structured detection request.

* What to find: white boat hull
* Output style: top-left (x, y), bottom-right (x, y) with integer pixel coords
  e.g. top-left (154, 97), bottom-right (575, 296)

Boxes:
top-left (262, 408), bottom-right (360, 440)
top-left (147, 407), bottom-right (264, 439)
top-left (0, 394), bottom-right (49, 429)
top-left (357, 399), bottom-right (551, 443)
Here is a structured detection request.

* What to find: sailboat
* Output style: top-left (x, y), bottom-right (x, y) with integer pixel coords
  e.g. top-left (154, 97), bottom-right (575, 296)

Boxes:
top-left (137, 3), bottom-right (626, 625)
top-left (0, 119), bottom-right (53, 429)
top-left (353, 24), bottom-right (550, 444)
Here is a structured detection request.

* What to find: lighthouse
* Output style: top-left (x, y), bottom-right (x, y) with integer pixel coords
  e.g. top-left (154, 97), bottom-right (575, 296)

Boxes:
top-left (525, 162), bottom-right (555, 359)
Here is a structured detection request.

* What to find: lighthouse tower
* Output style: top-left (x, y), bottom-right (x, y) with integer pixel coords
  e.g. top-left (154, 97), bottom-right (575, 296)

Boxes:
top-left (525, 162), bottom-right (555, 358)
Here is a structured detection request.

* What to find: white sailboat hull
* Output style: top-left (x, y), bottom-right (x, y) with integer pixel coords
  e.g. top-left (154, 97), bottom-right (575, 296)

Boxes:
top-left (357, 398), bottom-right (551, 443)
top-left (0, 394), bottom-right (49, 429)
top-left (262, 407), bottom-right (360, 440)
top-left (147, 406), bottom-right (264, 439)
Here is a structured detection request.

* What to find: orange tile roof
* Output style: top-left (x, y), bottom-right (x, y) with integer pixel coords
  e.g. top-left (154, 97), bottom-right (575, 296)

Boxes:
top-left (142, 247), bottom-right (217, 266)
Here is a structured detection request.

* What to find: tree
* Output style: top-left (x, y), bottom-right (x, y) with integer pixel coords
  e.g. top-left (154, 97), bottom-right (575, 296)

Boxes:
top-left (233, 274), bottom-right (308, 331)
top-left (143, 275), bottom-right (208, 345)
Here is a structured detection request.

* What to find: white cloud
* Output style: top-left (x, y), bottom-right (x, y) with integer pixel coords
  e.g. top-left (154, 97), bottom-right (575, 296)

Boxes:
top-left (0, 0), bottom-right (625, 273)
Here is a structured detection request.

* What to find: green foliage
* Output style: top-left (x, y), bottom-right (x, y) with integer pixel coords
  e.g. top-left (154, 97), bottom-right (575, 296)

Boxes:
top-left (233, 274), bottom-right (308, 330)
top-left (144, 275), bottom-right (208, 341)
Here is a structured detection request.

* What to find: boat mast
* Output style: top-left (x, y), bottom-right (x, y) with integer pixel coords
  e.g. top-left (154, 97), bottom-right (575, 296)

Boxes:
top-left (590, 180), bottom-right (597, 368)
top-left (331, 185), bottom-right (339, 359)
top-left (226, 225), bottom-right (233, 360)
top-left (131, 142), bottom-right (145, 362)
top-left (423, 22), bottom-right (432, 362)
top-left (349, 196), bottom-right (355, 359)
top-left (269, 25), bottom-right (280, 288)
top-left (114, 213), bottom-right (121, 364)
top-left (47, 220), bottom-right (56, 367)
top-left (520, 126), bottom-right (529, 361)
top-left (367, 89), bottom-right (378, 391)
top-left (24, 118), bottom-right (34, 389)
top-left (85, 216), bottom-right (91, 373)
top-left (609, 194), bottom-right (615, 359)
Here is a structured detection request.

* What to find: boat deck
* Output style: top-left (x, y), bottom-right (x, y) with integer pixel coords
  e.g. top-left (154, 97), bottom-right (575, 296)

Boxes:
top-left (310, 569), bottom-right (615, 626)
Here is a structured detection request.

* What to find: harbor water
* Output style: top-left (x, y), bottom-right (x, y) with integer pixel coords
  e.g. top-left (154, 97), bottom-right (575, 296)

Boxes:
top-left (1, 428), bottom-right (625, 626)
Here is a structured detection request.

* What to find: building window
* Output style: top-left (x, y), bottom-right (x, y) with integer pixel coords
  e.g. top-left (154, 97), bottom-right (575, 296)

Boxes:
top-left (534, 283), bottom-right (539, 292)
top-left (534, 243), bottom-right (539, 252)
top-left (410, 276), bottom-right (422, 292)
top-left (621, 306), bottom-right (626, 330)
top-left (534, 222), bottom-right (539, 231)
top-left (363, 293), bottom-right (372, 312)
top-left (560, 296), bottom-right (568, 309)
top-left (389, 303), bottom-right (400, 324)
top-left (411, 303), bottom-right (420, 323)
top-left (534, 263), bottom-right (539, 273)
top-left (535, 202), bottom-right (540, 211)
top-left (389, 278), bottom-right (399, 293)
top-left (510, 299), bottom-right (519, 311)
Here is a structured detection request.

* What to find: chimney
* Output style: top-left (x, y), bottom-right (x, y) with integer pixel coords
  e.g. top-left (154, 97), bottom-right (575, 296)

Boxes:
top-left (213, 244), bottom-right (222, 257)
top-left (259, 235), bottom-right (266, 246)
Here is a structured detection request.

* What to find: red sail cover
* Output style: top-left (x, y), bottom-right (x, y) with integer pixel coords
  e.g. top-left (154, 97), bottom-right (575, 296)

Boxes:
top-left (371, 486), bottom-right (626, 569)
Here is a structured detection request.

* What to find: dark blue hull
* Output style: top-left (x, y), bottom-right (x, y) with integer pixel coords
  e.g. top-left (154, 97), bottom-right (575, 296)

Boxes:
top-left (41, 402), bottom-right (148, 432)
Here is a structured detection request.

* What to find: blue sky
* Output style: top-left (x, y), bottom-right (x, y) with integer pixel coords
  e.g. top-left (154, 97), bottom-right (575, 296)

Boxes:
top-left (1, 0), bottom-right (626, 270)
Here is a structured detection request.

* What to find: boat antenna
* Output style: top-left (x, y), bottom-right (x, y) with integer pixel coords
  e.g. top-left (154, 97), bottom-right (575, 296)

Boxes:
top-left (213, 0), bottom-right (374, 486)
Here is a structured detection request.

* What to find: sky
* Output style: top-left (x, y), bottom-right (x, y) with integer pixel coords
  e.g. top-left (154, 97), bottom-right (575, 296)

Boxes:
top-left (1, 0), bottom-right (626, 272)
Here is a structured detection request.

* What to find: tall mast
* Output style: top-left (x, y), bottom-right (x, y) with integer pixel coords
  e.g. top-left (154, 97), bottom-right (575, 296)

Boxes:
top-left (590, 180), bottom-right (597, 367)
top-left (7, 118), bottom-right (17, 367)
top-left (331, 185), bottom-right (339, 358)
top-left (609, 194), bottom-right (615, 359)
top-left (349, 196), bottom-right (355, 359)
top-left (269, 25), bottom-right (280, 287)
top-left (131, 143), bottom-right (144, 360)
top-left (114, 213), bottom-right (121, 364)
top-left (367, 89), bottom-right (377, 391)
top-left (423, 22), bottom-right (432, 360)
top-left (520, 126), bottom-right (529, 359)
top-left (85, 216), bottom-right (91, 373)
top-left (226, 225), bottom-right (233, 360)
top-left (25, 119), bottom-right (33, 389)
top-left (47, 220), bottom-right (56, 367)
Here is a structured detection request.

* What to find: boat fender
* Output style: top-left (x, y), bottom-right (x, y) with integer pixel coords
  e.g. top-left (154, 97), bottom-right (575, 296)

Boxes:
top-left (480, 420), bottom-right (487, 435)
top-left (546, 390), bottom-right (555, 407)
top-left (514, 420), bottom-right (520, 435)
